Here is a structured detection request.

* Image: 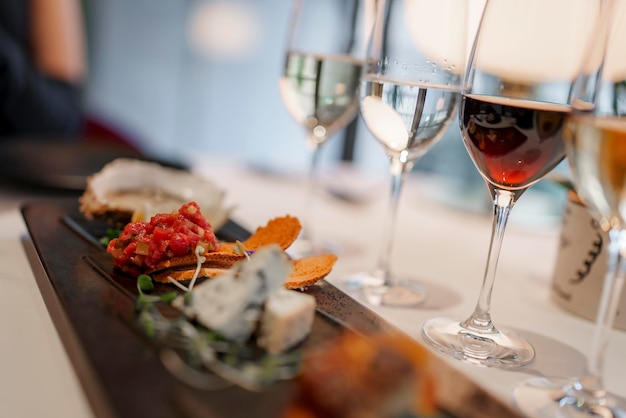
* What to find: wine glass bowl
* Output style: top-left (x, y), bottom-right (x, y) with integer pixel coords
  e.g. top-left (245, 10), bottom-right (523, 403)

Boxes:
top-left (422, 0), bottom-right (600, 369)
top-left (514, 0), bottom-right (626, 415)
top-left (461, 96), bottom-right (569, 190)
top-left (360, 76), bottom-right (460, 162)
top-left (279, 0), bottom-right (373, 257)
top-left (279, 52), bottom-right (363, 149)
top-left (344, 0), bottom-right (468, 307)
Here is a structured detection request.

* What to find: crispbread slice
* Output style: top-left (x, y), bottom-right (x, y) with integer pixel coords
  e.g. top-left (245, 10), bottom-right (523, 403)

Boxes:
top-left (152, 267), bottom-right (227, 283)
top-left (148, 252), bottom-right (242, 274)
top-left (242, 215), bottom-right (301, 251)
top-left (152, 252), bottom-right (337, 289)
top-left (284, 254), bottom-right (338, 289)
top-left (147, 215), bottom-right (301, 275)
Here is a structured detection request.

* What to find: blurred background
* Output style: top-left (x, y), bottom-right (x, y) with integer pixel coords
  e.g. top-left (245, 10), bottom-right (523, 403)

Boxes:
top-left (85, 0), bottom-right (316, 169)
top-left (83, 3), bottom-right (478, 175)
top-left (81, 0), bottom-right (564, 222)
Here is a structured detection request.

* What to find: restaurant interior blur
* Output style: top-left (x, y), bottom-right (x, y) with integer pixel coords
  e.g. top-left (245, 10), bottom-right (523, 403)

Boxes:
top-left (80, 0), bottom-right (566, 225)
top-left (84, 0), bottom-right (315, 167)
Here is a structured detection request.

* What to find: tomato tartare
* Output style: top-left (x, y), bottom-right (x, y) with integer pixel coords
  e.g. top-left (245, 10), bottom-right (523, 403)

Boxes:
top-left (107, 201), bottom-right (220, 276)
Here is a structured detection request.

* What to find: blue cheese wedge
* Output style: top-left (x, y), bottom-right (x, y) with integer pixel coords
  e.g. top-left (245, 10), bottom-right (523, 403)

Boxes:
top-left (257, 288), bottom-right (316, 354)
top-left (179, 245), bottom-right (292, 343)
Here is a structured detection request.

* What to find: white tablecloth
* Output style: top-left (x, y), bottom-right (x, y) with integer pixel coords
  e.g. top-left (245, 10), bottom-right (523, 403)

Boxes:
top-left (1, 157), bottom-right (624, 418)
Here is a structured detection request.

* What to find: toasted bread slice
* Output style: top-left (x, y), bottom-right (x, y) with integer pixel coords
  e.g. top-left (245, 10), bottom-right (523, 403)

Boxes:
top-left (152, 252), bottom-right (337, 289)
top-left (285, 254), bottom-right (338, 289)
top-left (242, 215), bottom-right (301, 251)
top-left (152, 266), bottom-right (227, 283)
top-left (148, 252), bottom-right (242, 274)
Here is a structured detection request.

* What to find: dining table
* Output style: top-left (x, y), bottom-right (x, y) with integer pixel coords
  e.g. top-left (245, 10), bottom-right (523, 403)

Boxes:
top-left (1, 152), bottom-right (625, 418)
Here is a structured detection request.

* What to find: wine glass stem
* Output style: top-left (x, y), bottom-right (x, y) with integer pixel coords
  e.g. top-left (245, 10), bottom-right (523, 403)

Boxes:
top-left (300, 135), bottom-right (325, 245)
top-left (578, 229), bottom-right (626, 396)
top-left (376, 154), bottom-right (414, 286)
top-left (464, 187), bottom-right (521, 331)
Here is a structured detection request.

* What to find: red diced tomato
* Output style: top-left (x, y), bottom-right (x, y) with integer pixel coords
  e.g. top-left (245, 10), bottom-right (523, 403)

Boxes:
top-left (124, 222), bottom-right (144, 235)
top-left (106, 201), bottom-right (220, 276)
top-left (170, 232), bottom-right (190, 256)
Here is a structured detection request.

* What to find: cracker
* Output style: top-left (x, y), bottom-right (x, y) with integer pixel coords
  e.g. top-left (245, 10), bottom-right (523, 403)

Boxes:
top-left (152, 267), bottom-right (227, 283)
top-left (149, 255), bottom-right (240, 281)
top-left (151, 252), bottom-right (337, 289)
top-left (285, 253), bottom-right (338, 289)
top-left (149, 253), bottom-right (242, 273)
top-left (149, 254), bottom-right (199, 272)
top-left (243, 215), bottom-right (301, 251)
top-left (201, 252), bottom-right (245, 266)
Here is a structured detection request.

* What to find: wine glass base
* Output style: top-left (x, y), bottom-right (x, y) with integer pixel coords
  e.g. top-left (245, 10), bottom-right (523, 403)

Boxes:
top-left (421, 316), bottom-right (535, 369)
top-left (363, 279), bottom-right (427, 308)
top-left (513, 377), bottom-right (626, 418)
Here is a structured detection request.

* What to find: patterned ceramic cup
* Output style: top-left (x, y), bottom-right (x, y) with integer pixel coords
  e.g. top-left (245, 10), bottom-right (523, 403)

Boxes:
top-left (551, 190), bottom-right (626, 330)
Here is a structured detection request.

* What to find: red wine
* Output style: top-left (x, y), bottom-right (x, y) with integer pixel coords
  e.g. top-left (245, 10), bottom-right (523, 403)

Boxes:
top-left (461, 94), bottom-right (570, 189)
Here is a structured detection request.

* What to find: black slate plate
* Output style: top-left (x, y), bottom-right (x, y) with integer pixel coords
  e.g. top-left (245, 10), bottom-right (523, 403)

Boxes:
top-left (21, 198), bottom-right (522, 418)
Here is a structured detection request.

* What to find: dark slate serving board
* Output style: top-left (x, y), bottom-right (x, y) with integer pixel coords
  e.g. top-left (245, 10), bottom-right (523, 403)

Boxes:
top-left (21, 198), bottom-right (521, 418)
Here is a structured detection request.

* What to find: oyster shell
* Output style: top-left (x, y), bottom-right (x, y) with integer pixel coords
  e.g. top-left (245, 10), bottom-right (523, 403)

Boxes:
top-left (79, 158), bottom-right (232, 229)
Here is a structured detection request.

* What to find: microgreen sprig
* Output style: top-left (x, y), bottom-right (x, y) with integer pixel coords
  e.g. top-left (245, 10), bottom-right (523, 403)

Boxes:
top-left (133, 274), bottom-right (303, 391)
top-left (136, 274), bottom-right (178, 310)
top-left (99, 228), bottom-right (122, 247)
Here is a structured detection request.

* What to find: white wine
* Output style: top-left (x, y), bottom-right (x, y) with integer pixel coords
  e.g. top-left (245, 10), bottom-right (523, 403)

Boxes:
top-left (566, 115), bottom-right (626, 230)
top-left (280, 51), bottom-right (363, 144)
top-left (360, 74), bottom-right (459, 159)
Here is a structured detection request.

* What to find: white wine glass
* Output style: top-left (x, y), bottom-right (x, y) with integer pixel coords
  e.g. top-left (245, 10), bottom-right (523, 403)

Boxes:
top-left (514, 0), bottom-right (626, 416)
top-left (344, 0), bottom-right (468, 307)
top-left (421, 0), bottom-right (601, 368)
top-left (279, 0), bottom-right (373, 257)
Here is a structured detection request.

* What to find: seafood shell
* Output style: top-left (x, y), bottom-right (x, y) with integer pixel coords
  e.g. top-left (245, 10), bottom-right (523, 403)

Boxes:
top-left (79, 158), bottom-right (232, 229)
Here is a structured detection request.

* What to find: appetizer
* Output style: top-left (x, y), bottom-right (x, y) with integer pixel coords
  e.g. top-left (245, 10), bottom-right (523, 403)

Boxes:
top-left (106, 201), bottom-right (220, 277)
top-left (104, 201), bottom-right (336, 289)
top-left (79, 159), bottom-right (339, 389)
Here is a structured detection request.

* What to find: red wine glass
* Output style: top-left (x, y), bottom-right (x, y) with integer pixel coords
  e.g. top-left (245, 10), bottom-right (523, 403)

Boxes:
top-left (422, 0), bottom-right (602, 368)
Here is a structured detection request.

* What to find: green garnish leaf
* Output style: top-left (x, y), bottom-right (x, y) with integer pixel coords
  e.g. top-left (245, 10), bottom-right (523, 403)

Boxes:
top-left (223, 351), bottom-right (239, 367)
top-left (137, 274), bottom-right (154, 292)
top-left (205, 330), bottom-right (226, 342)
top-left (99, 228), bottom-right (122, 247)
top-left (184, 291), bottom-right (193, 306)
top-left (139, 310), bottom-right (156, 337)
top-left (135, 293), bottom-right (160, 311)
top-left (160, 291), bottom-right (178, 304)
